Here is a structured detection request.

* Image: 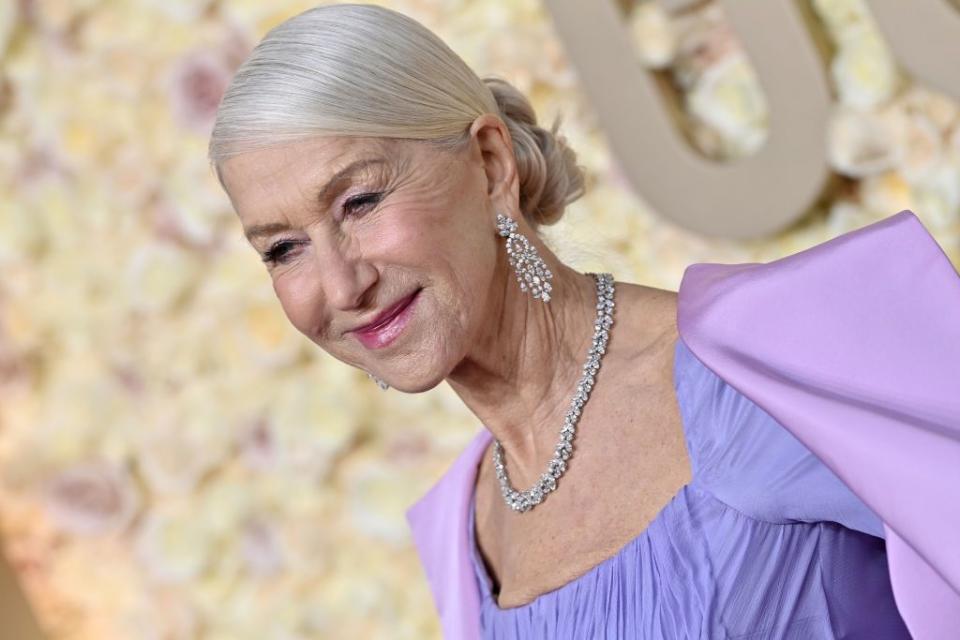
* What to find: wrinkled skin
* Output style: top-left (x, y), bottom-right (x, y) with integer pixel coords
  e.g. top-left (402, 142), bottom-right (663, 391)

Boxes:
top-left (218, 114), bottom-right (591, 396)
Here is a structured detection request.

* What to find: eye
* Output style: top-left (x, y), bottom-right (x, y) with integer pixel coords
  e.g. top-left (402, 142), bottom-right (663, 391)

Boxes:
top-left (262, 239), bottom-right (300, 265)
top-left (261, 192), bottom-right (383, 265)
top-left (343, 192), bottom-right (383, 217)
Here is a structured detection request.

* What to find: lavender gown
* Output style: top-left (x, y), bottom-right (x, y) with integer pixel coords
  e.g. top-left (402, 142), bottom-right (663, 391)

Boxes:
top-left (406, 210), bottom-right (960, 639)
top-left (465, 335), bottom-right (909, 638)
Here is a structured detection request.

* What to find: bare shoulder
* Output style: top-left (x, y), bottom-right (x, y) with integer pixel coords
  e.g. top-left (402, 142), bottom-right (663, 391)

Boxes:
top-left (600, 280), bottom-right (688, 480)
top-left (616, 280), bottom-right (677, 325)
top-left (588, 277), bottom-right (688, 478)
top-left (612, 280), bottom-right (679, 372)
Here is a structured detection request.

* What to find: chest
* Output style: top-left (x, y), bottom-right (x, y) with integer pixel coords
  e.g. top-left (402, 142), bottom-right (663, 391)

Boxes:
top-left (472, 356), bottom-right (692, 609)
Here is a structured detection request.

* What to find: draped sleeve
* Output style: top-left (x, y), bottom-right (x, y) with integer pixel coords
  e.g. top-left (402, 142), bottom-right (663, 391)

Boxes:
top-left (676, 209), bottom-right (960, 640)
top-left (676, 336), bottom-right (886, 539)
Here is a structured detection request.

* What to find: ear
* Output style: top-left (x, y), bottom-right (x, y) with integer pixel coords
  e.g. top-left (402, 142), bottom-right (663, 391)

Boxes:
top-left (468, 113), bottom-right (521, 217)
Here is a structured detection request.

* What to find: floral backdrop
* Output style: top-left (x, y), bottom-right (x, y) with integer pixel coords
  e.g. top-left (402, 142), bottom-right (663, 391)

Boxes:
top-left (0, 0), bottom-right (958, 638)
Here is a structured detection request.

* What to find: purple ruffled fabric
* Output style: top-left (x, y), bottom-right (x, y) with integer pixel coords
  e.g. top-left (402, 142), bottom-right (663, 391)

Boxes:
top-left (465, 336), bottom-right (910, 639)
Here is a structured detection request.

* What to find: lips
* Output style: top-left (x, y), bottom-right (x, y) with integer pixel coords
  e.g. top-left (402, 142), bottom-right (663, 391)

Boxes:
top-left (353, 289), bottom-right (421, 334)
top-left (350, 288), bottom-right (422, 350)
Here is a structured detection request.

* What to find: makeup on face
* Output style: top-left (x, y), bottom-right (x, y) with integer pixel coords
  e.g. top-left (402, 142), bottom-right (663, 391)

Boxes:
top-left (351, 287), bottom-right (422, 350)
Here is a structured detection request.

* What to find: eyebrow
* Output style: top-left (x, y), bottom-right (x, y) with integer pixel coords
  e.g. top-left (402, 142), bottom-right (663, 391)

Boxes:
top-left (243, 157), bottom-right (389, 243)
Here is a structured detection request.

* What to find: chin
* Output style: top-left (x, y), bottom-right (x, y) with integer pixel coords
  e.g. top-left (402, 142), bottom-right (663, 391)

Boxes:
top-left (387, 367), bottom-right (447, 394)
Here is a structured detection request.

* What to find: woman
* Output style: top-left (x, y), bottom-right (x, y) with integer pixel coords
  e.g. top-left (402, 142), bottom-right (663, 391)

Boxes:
top-left (208, 4), bottom-right (960, 639)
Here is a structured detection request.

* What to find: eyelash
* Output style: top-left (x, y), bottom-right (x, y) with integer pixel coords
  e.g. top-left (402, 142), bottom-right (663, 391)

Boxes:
top-left (262, 192), bottom-right (383, 265)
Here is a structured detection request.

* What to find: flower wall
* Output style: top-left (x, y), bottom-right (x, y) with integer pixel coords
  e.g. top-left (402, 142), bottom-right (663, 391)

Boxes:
top-left (0, 0), bottom-right (957, 638)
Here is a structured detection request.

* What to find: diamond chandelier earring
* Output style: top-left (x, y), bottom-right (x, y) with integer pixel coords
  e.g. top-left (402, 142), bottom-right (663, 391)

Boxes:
top-left (366, 372), bottom-right (390, 391)
top-left (496, 213), bottom-right (553, 303)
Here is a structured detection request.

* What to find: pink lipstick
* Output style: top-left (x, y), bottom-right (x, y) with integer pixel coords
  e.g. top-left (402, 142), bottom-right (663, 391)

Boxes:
top-left (352, 289), bottom-right (421, 349)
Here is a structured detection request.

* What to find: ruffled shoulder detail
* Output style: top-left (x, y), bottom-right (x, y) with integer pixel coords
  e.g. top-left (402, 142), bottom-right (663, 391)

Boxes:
top-left (677, 209), bottom-right (960, 640)
top-left (674, 336), bottom-right (886, 538)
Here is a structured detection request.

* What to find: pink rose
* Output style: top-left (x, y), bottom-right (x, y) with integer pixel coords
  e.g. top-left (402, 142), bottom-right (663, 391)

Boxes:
top-left (240, 516), bottom-right (286, 576)
top-left (44, 460), bottom-right (141, 536)
top-left (167, 49), bottom-right (232, 135)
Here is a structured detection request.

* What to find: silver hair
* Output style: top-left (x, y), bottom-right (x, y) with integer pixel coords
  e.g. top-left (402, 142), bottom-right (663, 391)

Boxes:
top-left (208, 2), bottom-right (585, 228)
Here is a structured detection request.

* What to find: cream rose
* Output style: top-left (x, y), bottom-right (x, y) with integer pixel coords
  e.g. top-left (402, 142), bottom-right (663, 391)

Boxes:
top-left (133, 504), bottom-right (218, 584)
top-left (630, 2), bottom-right (677, 69)
top-left (831, 27), bottom-right (900, 109)
top-left (826, 106), bottom-right (900, 178)
top-left (687, 52), bottom-right (768, 157)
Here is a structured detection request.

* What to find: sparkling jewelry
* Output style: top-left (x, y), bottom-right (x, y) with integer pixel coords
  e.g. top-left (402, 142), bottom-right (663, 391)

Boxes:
top-left (366, 372), bottom-right (390, 391)
top-left (496, 213), bottom-right (553, 303)
top-left (493, 271), bottom-right (615, 513)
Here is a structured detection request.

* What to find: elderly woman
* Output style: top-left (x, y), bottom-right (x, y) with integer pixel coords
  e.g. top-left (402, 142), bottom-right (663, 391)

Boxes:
top-left (208, 4), bottom-right (960, 639)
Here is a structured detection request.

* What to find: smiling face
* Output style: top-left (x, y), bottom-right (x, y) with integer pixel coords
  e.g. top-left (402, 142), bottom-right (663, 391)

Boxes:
top-left (218, 117), bottom-right (519, 392)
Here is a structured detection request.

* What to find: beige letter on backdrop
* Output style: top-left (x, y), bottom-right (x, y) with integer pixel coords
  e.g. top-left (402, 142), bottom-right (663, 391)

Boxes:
top-left (542, 0), bottom-right (960, 239)
top-left (869, 0), bottom-right (960, 102)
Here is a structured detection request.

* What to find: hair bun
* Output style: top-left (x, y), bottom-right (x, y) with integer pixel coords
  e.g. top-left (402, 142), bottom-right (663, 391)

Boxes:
top-left (482, 76), bottom-right (586, 229)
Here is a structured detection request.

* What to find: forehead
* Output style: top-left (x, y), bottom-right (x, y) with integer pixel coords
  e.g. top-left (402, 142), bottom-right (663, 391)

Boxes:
top-left (220, 136), bottom-right (395, 198)
top-left (219, 136), bottom-right (409, 218)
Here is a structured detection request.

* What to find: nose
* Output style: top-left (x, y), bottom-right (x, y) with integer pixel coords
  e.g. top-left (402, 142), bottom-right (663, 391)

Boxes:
top-left (314, 235), bottom-right (378, 311)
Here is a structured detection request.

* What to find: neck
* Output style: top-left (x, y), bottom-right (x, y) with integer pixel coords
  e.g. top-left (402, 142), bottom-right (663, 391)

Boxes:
top-left (445, 251), bottom-right (601, 489)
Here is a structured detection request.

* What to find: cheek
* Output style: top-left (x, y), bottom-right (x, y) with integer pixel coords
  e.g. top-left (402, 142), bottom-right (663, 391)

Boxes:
top-left (415, 213), bottom-right (497, 332)
top-left (374, 212), bottom-right (431, 254)
top-left (272, 268), bottom-right (325, 338)
top-left (367, 202), bottom-right (459, 274)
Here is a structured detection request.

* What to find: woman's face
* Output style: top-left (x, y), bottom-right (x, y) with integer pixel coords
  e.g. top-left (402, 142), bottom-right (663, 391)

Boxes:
top-left (218, 117), bottom-right (517, 392)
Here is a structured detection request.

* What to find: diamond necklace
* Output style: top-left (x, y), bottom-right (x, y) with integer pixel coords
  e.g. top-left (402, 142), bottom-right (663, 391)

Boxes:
top-left (493, 272), bottom-right (615, 513)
